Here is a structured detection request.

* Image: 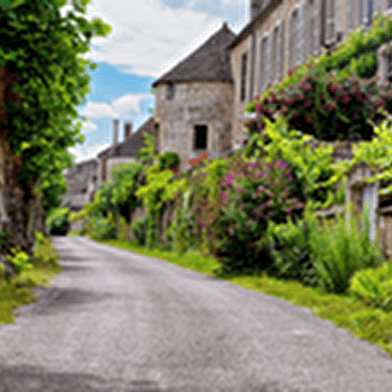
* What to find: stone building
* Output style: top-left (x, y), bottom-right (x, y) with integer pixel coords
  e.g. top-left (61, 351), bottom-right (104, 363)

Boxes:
top-left (62, 158), bottom-right (99, 213)
top-left (152, 23), bottom-right (236, 173)
top-left (97, 117), bottom-right (159, 185)
top-left (228, 0), bottom-right (392, 149)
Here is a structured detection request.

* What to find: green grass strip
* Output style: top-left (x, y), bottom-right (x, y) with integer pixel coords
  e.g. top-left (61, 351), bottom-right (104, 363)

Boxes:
top-left (90, 236), bottom-right (392, 358)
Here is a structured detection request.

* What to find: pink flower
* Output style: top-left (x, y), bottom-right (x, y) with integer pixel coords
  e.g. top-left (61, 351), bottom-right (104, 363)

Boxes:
top-left (249, 162), bottom-right (257, 168)
top-left (285, 207), bottom-right (292, 213)
top-left (258, 212), bottom-right (264, 218)
top-left (257, 185), bottom-right (264, 192)
top-left (326, 102), bottom-right (335, 111)
top-left (174, 193), bottom-right (179, 200)
top-left (287, 176), bottom-right (293, 182)
top-left (225, 178), bottom-right (233, 186)
top-left (268, 211), bottom-right (274, 216)
top-left (254, 95), bottom-right (260, 101)
top-left (281, 106), bottom-right (289, 114)
top-left (274, 179), bottom-right (279, 185)
top-left (305, 116), bottom-right (313, 124)
top-left (343, 95), bottom-right (351, 104)
top-left (221, 192), bottom-right (228, 201)
top-left (305, 99), bottom-right (312, 108)
top-left (200, 221), bottom-right (206, 227)
top-left (229, 229), bottom-right (234, 236)
top-left (304, 84), bottom-right (312, 92)
top-left (236, 186), bottom-right (244, 192)
top-left (267, 200), bottom-right (273, 206)
top-left (200, 200), bottom-right (208, 206)
top-left (257, 172), bottom-right (265, 178)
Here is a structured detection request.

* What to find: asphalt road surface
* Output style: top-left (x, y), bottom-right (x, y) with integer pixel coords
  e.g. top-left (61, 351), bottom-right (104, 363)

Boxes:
top-left (0, 236), bottom-right (391, 392)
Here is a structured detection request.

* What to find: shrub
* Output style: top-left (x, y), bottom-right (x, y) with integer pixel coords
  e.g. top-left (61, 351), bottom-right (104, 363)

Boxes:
top-left (5, 247), bottom-right (32, 275)
top-left (131, 215), bottom-right (150, 246)
top-left (0, 263), bottom-right (6, 280)
top-left (306, 205), bottom-right (384, 294)
top-left (89, 216), bottom-right (117, 240)
top-left (158, 151), bottom-right (180, 172)
top-left (32, 234), bottom-right (61, 269)
top-left (199, 153), bottom-right (303, 273)
top-left (266, 218), bottom-right (316, 285)
top-left (46, 207), bottom-right (69, 235)
top-left (349, 262), bottom-right (392, 311)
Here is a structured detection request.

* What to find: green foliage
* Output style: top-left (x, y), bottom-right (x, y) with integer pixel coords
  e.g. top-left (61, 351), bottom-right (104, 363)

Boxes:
top-left (349, 262), bottom-right (392, 311)
top-left (243, 115), bottom-right (340, 211)
top-left (157, 151), bottom-right (180, 171)
top-left (131, 215), bottom-right (150, 246)
top-left (5, 246), bottom-right (32, 274)
top-left (306, 205), bottom-right (384, 294)
top-left (32, 234), bottom-right (60, 268)
top-left (266, 218), bottom-right (316, 285)
top-left (0, 263), bottom-right (6, 280)
top-left (0, 229), bottom-right (10, 248)
top-left (0, 0), bottom-right (111, 214)
top-left (135, 132), bottom-right (155, 165)
top-left (89, 215), bottom-right (117, 241)
top-left (46, 207), bottom-right (69, 235)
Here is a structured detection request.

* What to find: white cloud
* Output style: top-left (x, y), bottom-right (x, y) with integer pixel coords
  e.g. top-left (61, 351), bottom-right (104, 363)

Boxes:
top-left (68, 143), bottom-right (111, 165)
top-left (80, 0), bottom-right (224, 78)
top-left (81, 93), bottom-right (150, 120)
top-left (81, 120), bottom-right (98, 133)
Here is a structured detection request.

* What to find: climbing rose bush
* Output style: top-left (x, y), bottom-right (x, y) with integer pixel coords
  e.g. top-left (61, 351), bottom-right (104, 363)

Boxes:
top-left (197, 153), bottom-right (304, 273)
top-left (245, 64), bottom-right (392, 141)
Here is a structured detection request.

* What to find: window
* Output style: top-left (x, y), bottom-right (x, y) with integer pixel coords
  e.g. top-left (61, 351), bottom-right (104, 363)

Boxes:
top-left (367, 0), bottom-right (373, 26)
top-left (167, 83), bottom-right (175, 100)
top-left (289, 10), bottom-right (298, 67)
top-left (387, 53), bottom-right (392, 83)
top-left (194, 125), bottom-right (207, 150)
top-left (272, 28), bottom-right (278, 84)
top-left (240, 53), bottom-right (247, 101)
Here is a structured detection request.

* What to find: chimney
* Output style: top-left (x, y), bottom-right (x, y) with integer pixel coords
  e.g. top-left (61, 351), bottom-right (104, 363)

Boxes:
top-left (112, 118), bottom-right (119, 147)
top-left (124, 122), bottom-right (132, 140)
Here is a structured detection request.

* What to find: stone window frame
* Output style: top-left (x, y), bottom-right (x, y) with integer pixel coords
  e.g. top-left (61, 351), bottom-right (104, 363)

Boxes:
top-left (167, 83), bottom-right (175, 100)
top-left (193, 125), bottom-right (208, 150)
top-left (240, 52), bottom-right (248, 102)
top-left (376, 41), bottom-right (392, 86)
top-left (286, 5), bottom-right (300, 69)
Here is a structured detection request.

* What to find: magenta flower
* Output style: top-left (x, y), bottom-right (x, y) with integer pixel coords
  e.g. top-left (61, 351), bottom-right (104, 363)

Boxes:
top-left (174, 193), bottom-right (179, 200)
top-left (287, 176), bottom-right (293, 182)
top-left (285, 207), bottom-right (292, 213)
top-left (221, 192), bottom-right (228, 201)
top-left (268, 211), bottom-right (274, 216)
top-left (267, 200), bottom-right (273, 206)
top-left (258, 212), bottom-right (264, 218)
top-left (200, 201), bottom-right (208, 206)
top-left (305, 99), bottom-right (312, 108)
top-left (257, 172), bottom-right (265, 178)
top-left (257, 185), bottom-right (264, 192)
top-left (249, 162), bottom-right (257, 168)
top-left (274, 179), bottom-right (280, 185)
top-left (252, 194), bottom-right (258, 200)
top-left (305, 115), bottom-right (314, 124)
top-left (236, 186), bottom-right (244, 192)
top-left (229, 229), bottom-right (234, 236)
top-left (200, 221), bottom-right (206, 227)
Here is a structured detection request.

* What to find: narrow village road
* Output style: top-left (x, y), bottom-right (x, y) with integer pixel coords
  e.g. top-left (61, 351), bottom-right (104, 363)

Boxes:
top-left (0, 237), bottom-right (392, 392)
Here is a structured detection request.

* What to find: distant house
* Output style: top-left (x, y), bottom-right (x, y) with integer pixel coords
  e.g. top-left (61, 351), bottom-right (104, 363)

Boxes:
top-left (152, 22), bottom-right (236, 173)
top-left (97, 117), bottom-right (159, 184)
top-left (61, 158), bottom-right (99, 213)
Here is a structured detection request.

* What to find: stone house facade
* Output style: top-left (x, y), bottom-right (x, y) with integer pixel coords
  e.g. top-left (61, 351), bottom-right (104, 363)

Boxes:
top-left (97, 117), bottom-right (159, 185)
top-left (152, 23), bottom-right (236, 173)
top-left (61, 158), bottom-right (99, 213)
top-left (229, 0), bottom-right (392, 149)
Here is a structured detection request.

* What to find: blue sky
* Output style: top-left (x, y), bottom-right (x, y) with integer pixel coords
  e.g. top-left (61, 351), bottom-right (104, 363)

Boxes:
top-left (63, 0), bottom-right (250, 163)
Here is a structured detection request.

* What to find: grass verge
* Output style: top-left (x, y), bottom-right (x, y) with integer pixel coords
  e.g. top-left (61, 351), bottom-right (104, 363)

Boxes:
top-left (85, 236), bottom-right (392, 358)
top-left (0, 238), bottom-right (62, 325)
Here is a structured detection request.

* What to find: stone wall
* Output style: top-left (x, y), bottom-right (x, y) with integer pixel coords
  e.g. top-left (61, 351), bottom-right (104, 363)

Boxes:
top-left (155, 81), bottom-right (234, 174)
top-left (106, 156), bottom-right (136, 182)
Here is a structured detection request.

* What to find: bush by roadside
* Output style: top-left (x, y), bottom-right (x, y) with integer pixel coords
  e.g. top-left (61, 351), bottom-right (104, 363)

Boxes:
top-left (0, 232), bottom-right (62, 324)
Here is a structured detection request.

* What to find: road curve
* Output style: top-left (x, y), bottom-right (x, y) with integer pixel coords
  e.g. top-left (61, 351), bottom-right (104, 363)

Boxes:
top-left (0, 236), bottom-right (391, 392)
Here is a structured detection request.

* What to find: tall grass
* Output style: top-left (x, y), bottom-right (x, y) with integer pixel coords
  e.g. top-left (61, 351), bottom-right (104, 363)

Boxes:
top-left (306, 204), bottom-right (384, 294)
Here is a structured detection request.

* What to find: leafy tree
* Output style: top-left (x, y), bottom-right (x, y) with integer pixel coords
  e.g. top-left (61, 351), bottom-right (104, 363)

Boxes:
top-left (0, 0), bottom-right (111, 215)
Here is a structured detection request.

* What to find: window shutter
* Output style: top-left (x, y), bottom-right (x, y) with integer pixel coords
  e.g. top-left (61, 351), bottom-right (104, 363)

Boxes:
top-left (265, 33), bottom-right (272, 88)
top-left (325, 0), bottom-right (335, 45)
top-left (297, 4), bottom-right (305, 64)
top-left (257, 38), bottom-right (263, 93)
top-left (276, 21), bottom-right (283, 81)
top-left (313, 0), bottom-right (320, 56)
top-left (286, 12), bottom-right (292, 69)
top-left (346, 0), bottom-right (352, 32)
